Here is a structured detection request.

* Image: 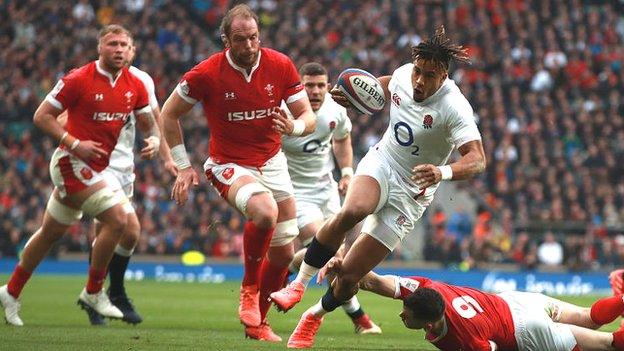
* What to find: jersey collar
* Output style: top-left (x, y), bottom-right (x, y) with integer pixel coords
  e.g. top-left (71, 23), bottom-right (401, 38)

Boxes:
top-left (95, 60), bottom-right (124, 87)
top-left (225, 49), bottom-right (262, 83)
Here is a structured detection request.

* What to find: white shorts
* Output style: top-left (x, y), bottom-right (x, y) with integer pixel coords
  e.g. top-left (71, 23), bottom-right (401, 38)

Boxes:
top-left (356, 148), bottom-right (429, 251)
top-left (498, 291), bottom-right (577, 351)
top-left (49, 148), bottom-right (103, 198)
top-left (294, 174), bottom-right (340, 229)
top-left (101, 168), bottom-right (134, 198)
top-left (101, 168), bottom-right (134, 214)
top-left (204, 151), bottom-right (294, 203)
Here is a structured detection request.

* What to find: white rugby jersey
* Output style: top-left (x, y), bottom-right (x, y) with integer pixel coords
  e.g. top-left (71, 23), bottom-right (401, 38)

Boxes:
top-left (107, 65), bottom-right (159, 174)
top-left (377, 63), bottom-right (481, 195)
top-left (282, 93), bottom-right (352, 188)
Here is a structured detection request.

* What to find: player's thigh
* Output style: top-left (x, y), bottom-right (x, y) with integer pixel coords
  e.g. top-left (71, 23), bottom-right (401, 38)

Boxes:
top-left (255, 151), bottom-right (295, 203)
top-left (341, 176), bottom-right (383, 217)
top-left (340, 233), bottom-right (391, 284)
top-left (204, 159), bottom-right (273, 217)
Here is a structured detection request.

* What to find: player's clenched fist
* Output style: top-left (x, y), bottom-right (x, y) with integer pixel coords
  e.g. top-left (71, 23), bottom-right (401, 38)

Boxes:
top-left (411, 164), bottom-right (442, 188)
top-left (172, 167), bottom-right (199, 205)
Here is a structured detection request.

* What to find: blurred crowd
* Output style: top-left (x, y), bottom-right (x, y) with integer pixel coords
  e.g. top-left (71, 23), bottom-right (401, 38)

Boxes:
top-left (1, 0), bottom-right (624, 270)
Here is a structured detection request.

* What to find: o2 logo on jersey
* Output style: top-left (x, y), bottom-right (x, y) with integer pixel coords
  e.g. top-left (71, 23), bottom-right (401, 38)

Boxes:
top-left (394, 122), bottom-right (420, 156)
top-left (423, 114), bottom-right (433, 129)
top-left (303, 139), bottom-right (328, 153)
top-left (452, 296), bottom-right (484, 319)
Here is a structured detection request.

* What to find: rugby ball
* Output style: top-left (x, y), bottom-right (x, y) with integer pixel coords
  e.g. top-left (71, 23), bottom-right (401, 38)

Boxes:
top-left (336, 68), bottom-right (386, 115)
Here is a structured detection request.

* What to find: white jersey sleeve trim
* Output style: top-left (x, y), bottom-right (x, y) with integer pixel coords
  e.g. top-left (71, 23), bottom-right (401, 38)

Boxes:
top-left (175, 83), bottom-right (198, 104)
top-left (285, 89), bottom-right (306, 104)
top-left (454, 135), bottom-right (482, 149)
top-left (134, 105), bottom-right (152, 115)
top-left (45, 95), bottom-right (63, 110)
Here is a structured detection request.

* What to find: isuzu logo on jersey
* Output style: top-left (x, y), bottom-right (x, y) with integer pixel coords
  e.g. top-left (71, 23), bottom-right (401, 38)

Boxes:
top-left (227, 107), bottom-right (277, 121)
top-left (92, 112), bottom-right (130, 122)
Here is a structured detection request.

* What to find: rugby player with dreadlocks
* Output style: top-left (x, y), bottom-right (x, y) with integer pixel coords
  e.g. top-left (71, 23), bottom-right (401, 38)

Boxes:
top-left (270, 25), bottom-right (487, 348)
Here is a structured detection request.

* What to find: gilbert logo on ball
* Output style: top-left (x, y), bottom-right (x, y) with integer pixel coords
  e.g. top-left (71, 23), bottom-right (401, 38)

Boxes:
top-left (337, 68), bottom-right (386, 115)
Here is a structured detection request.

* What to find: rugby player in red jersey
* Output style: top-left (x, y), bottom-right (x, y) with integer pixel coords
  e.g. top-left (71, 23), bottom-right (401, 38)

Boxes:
top-left (160, 4), bottom-right (315, 342)
top-left (0, 25), bottom-right (160, 326)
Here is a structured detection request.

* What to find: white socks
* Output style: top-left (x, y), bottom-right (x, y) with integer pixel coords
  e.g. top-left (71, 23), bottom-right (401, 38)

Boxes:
top-left (294, 261), bottom-right (319, 288)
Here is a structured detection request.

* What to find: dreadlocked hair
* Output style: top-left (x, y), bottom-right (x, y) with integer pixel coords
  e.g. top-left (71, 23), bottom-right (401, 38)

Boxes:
top-left (411, 25), bottom-right (470, 71)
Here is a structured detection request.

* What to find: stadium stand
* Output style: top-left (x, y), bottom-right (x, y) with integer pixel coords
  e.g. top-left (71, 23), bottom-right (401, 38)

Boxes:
top-left (1, 0), bottom-right (623, 270)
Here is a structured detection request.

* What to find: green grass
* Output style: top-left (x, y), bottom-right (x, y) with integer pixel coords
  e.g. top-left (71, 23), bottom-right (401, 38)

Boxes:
top-left (0, 275), bottom-right (618, 350)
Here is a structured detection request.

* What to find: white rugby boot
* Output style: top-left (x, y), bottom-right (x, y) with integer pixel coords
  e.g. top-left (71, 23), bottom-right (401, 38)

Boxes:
top-left (0, 285), bottom-right (23, 326)
top-left (78, 288), bottom-right (123, 319)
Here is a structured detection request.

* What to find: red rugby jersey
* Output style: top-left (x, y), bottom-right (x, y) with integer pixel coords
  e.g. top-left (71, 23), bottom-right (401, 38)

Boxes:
top-left (177, 48), bottom-right (305, 167)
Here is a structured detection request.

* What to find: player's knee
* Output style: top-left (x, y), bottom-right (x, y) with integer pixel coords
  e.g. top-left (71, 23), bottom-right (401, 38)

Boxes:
top-left (338, 205), bottom-right (370, 226)
top-left (101, 208), bottom-right (128, 235)
top-left (122, 214), bottom-right (140, 245)
top-left (249, 201), bottom-right (278, 229)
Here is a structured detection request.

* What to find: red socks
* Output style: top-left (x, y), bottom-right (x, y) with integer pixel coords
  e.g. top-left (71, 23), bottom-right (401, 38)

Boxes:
top-left (258, 259), bottom-right (289, 321)
top-left (86, 267), bottom-right (107, 294)
top-left (613, 329), bottom-right (624, 350)
top-left (590, 295), bottom-right (624, 325)
top-left (7, 265), bottom-right (32, 298)
top-left (241, 221), bottom-right (274, 287)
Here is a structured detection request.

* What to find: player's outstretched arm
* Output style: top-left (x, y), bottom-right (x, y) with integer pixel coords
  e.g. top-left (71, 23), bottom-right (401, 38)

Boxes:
top-left (161, 91), bottom-right (199, 205)
top-left (151, 105), bottom-right (178, 176)
top-left (135, 109), bottom-right (161, 160)
top-left (333, 134), bottom-right (354, 196)
top-left (412, 140), bottom-right (486, 189)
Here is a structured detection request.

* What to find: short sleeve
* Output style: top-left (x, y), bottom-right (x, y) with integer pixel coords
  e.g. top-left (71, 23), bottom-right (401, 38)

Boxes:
top-left (45, 72), bottom-right (81, 110)
top-left (447, 105), bottom-right (481, 148)
top-left (142, 73), bottom-right (159, 110)
top-left (176, 63), bottom-right (209, 104)
top-left (333, 106), bottom-right (352, 140)
top-left (282, 58), bottom-right (305, 104)
top-left (133, 80), bottom-right (150, 114)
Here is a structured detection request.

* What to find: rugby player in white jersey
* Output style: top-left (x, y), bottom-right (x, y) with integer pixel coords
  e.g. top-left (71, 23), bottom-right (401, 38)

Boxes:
top-left (280, 62), bottom-right (381, 335)
top-left (59, 43), bottom-right (177, 325)
top-left (271, 26), bottom-right (487, 348)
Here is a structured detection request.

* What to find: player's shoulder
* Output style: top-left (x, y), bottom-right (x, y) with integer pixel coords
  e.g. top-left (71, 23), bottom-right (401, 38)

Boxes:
top-left (191, 52), bottom-right (226, 75)
top-left (389, 63), bottom-right (414, 89)
top-left (437, 79), bottom-right (473, 118)
top-left (392, 63), bottom-right (414, 79)
top-left (261, 47), bottom-right (294, 66)
top-left (128, 65), bottom-right (154, 87)
top-left (63, 61), bottom-right (95, 80)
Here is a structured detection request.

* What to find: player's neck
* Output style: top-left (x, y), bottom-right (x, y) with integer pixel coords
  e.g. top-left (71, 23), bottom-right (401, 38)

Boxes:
top-left (97, 60), bottom-right (123, 80)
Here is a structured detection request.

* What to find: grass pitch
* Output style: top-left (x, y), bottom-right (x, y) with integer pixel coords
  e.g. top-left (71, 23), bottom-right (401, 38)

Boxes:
top-left (0, 274), bottom-right (618, 350)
